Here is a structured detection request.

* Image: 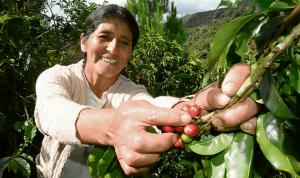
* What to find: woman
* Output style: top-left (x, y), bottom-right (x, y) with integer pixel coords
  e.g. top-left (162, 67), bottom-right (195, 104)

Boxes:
top-left (34, 4), bottom-right (259, 177)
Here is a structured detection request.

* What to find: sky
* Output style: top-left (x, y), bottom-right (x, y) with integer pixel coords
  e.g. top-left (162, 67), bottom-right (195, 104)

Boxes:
top-left (87, 0), bottom-right (222, 16)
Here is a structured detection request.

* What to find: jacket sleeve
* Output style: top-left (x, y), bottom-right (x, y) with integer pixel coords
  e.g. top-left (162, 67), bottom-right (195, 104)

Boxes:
top-left (34, 65), bottom-right (90, 145)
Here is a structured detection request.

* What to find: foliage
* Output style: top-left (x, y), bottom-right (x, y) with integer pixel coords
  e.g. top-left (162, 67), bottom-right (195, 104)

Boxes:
top-left (2, 0), bottom-right (299, 177)
top-left (89, 0), bottom-right (300, 178)
top-left (0, 0), bottom-right (100, 177)
top-left (126, 0), bottom-right (187, 45)
top-left (125, 30), bottom-right (203, 97)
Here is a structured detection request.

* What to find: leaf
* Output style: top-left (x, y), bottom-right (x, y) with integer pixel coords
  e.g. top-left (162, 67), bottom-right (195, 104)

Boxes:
top-left (209, 150), bottom-right (226, 178)
top-left (88, 146), bottom-right (107, 177)
top-left (208, 13), bottom-right (262, 71)
top-left (269, 1), bottom-right (293, 11)
top-left (255, 16), bottom-right (284, 50)
top-left (256, 113), bottom-right (300, 177)
top-left (174, 72), bottom-right (191, 79)
top-left (7, 157), bottom-right (30, 178)
top-left (225, 132), bottom-right (255, 178)
top-left (0, 156), bottom-right (12, 177)
top-left (259, 70), bottom-right (298, 120)
top-left (188, 133), bottom-right (234, 155)
top-left (255, 0), bottom-right (274, 9)
top-left (287, 64), bottom-right (300, 94)
top-left (97, 147), bottom-right (116, 178)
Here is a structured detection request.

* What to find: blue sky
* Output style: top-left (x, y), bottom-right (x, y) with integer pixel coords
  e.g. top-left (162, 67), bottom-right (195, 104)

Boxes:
top-left (87, 0), bottom-right (222, 15)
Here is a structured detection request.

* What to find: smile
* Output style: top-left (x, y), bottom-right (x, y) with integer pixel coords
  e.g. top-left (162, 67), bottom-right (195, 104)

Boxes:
top-left (102, 57), bottom-right (118, 64)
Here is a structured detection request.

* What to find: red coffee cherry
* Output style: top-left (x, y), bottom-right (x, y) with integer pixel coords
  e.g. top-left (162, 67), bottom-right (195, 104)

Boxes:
top-left (174, 136), bottom-right (185, 149)
top-left (189, 104), bottom-right (201, 118)
top-left (161, 126), bottom-right (175, 133)
top-left (184, 123), bottom-right (200, 137)
top-left (174, 126), bottom-right (184, 133)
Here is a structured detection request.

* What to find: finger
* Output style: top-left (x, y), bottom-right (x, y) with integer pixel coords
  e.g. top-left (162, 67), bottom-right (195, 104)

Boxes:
top-left (205, 88), bottom-right (230, 110)
top-left (221, 63), bottom-right (250, 97)
top-left (115, 145), bottom-right (160, 168)
top-left (126, 132), bottom-right (177, 153)
top-left (144, 108), bottom-right (192, 127)
top-left (118, 159), bottom-right (150, 176)
top-left (212, 97), bottom-right (259, 128)
top-left (240, 117), bottom-right (257, 135)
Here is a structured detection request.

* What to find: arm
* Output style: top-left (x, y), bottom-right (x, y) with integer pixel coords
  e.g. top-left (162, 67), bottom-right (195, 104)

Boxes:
top-left (34, 66), bottom-right (90, 145)
top-left (75, 100), bottom-right (192, 175)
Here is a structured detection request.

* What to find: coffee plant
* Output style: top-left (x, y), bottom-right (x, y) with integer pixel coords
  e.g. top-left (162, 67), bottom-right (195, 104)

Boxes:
top-left (87, 0), bottom-right (300, 177)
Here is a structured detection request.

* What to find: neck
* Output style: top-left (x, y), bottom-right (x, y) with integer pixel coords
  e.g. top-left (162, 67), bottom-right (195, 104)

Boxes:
top-left (84, 71), bottom-right (119, 98)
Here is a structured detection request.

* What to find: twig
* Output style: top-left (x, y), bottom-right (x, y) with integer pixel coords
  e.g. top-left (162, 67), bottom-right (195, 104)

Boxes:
top-left (263, 5), bottom-right (300, 55)
top-left (202, 20), bottom-right (300, 123)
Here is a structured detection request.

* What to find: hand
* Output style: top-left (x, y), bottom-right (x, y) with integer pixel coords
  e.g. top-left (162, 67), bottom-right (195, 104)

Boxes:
top-left (110, 100), bottom-right (192, 175)
top-left (194, 63), bottom-right (260, 134)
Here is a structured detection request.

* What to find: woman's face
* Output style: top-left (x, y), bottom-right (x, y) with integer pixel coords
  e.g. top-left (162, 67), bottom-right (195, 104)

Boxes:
top-left (81, 17), bottom-right (133, 79)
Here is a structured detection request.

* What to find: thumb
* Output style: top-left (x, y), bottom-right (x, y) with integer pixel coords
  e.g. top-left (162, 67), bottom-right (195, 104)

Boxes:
top-left (143, 108), bottom-right (192, 127)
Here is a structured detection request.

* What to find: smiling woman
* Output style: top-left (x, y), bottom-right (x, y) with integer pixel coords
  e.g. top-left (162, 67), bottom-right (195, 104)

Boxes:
top-left (34, 3), bottom-right (259, 178)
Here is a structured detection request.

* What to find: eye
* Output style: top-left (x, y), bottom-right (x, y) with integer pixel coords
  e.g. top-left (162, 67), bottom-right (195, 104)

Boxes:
top-left (98, 35), bottom-right (109, 40)
top-left (120, 40), bottom-right (129, 46)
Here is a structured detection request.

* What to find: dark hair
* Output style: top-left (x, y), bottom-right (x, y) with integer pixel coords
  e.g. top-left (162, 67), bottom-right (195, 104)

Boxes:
top-left (83, 4), bottom-right (140, 48)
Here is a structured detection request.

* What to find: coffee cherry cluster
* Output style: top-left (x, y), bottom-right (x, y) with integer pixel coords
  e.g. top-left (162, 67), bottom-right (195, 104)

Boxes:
top-left (161, 104), bottom-right (201, 149)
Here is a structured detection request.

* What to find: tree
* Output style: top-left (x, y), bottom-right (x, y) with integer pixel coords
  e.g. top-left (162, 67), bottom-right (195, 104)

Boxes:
top-left (88, 0), bottom-right (300, 177)
top-left (0, 0), bottom-right (100, 177)
top-left (126, 0), bottom-right (187, 44)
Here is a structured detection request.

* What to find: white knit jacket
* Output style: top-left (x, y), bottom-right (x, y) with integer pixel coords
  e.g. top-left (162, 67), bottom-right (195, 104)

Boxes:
top-left (34, 60), bottom-right (180, 178)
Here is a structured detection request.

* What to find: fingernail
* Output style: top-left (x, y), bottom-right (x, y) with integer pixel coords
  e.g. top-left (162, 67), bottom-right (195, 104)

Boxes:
top-left (223, 81), bottom-right (235, 95)
top-left (213, 118), bottom-right (224, 127)
top-left (241, 122), bottom-right (253, 130)
top-left (217, 93), bottom-right (230, 106)
top-left (181, 114), bottom-right (192, 124)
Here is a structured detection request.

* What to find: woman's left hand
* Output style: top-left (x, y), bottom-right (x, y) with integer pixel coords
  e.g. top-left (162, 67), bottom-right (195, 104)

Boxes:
top-left (194, 63), bottom-right (260, 134)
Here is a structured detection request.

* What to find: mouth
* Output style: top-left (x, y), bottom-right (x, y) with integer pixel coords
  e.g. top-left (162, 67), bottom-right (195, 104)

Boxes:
top-left (101, 57), bottom-right (118, 64)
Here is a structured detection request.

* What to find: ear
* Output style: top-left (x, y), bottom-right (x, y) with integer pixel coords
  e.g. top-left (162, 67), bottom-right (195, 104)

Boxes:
top-left (80, 33), bottom-right (87, 52)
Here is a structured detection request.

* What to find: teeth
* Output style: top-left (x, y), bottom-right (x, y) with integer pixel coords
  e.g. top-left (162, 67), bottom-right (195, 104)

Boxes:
top-left (103, 58), bottom-right (118, 64)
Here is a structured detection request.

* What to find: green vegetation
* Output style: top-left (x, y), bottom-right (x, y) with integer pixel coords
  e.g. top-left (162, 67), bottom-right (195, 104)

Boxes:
top-left (1, 0), bottom-right (300, 177)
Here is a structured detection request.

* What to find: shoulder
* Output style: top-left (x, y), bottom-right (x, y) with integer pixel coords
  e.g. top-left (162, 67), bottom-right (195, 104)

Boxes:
top-left (36, 60), bottom-right (84, 84)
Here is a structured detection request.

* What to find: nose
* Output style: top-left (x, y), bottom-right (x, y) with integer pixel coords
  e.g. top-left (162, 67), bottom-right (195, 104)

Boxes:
top-left (106, 39), bottom-right (118, 55)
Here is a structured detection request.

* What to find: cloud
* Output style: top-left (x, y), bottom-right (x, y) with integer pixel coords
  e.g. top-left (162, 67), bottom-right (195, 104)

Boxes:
top-left (87, 0), bottom-right (221, 15)
top-left (172, 0), bottom-right (221, 15)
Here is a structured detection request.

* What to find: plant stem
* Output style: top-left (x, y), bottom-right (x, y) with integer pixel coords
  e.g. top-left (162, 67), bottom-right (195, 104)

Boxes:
top-left (202, 20), bottom-right (300, 123)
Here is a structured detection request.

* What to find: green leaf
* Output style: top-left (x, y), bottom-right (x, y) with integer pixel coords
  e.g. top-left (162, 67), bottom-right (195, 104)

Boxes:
top-left (287, 64), bottom-right (300, 94)
top-left (88, 146), bottom-right (107, 177)
top-left (0, 156), bottom-right (12, 177)
top-left (208, 13), bottom-right (262, 71)
top-left (97, 147), bottom-right (116, 178)
top-left (7, 157), bottom-right (30, 178)
top-left (200, 159), bottom-right (211, 177)
top-left (225, 132), bottom-right (255, 178)
top-left (255, 0), bottom-right (274, 9)
top-left (269, 1), bottom-right (293, 11)
top-left (188, 133), bottom-right (234, 155)
top-left (256, 113), bottom-right (300, 177)
top-left (174, 72), bottom-right (191, 79)
top-left (209, 150), bottom-right (226, 178)
top-left (259, 70), bottom-right (298, 120)
top-left (255, 16), bottom-right (284, 50)
top-left (0, 15), bottom-right (21, 24)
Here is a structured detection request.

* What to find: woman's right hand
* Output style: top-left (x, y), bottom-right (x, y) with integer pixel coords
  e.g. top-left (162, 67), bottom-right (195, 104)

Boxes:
top-left (76, 100), bottom-right (192, 175)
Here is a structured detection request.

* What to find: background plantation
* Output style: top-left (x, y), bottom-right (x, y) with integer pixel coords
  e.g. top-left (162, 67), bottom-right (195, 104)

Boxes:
top-left (1, 0), bottom-right (300, 178)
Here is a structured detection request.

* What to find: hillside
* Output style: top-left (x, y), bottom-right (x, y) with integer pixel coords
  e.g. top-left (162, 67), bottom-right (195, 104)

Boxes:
top-left (182, 0), bottom-right (257, 69)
